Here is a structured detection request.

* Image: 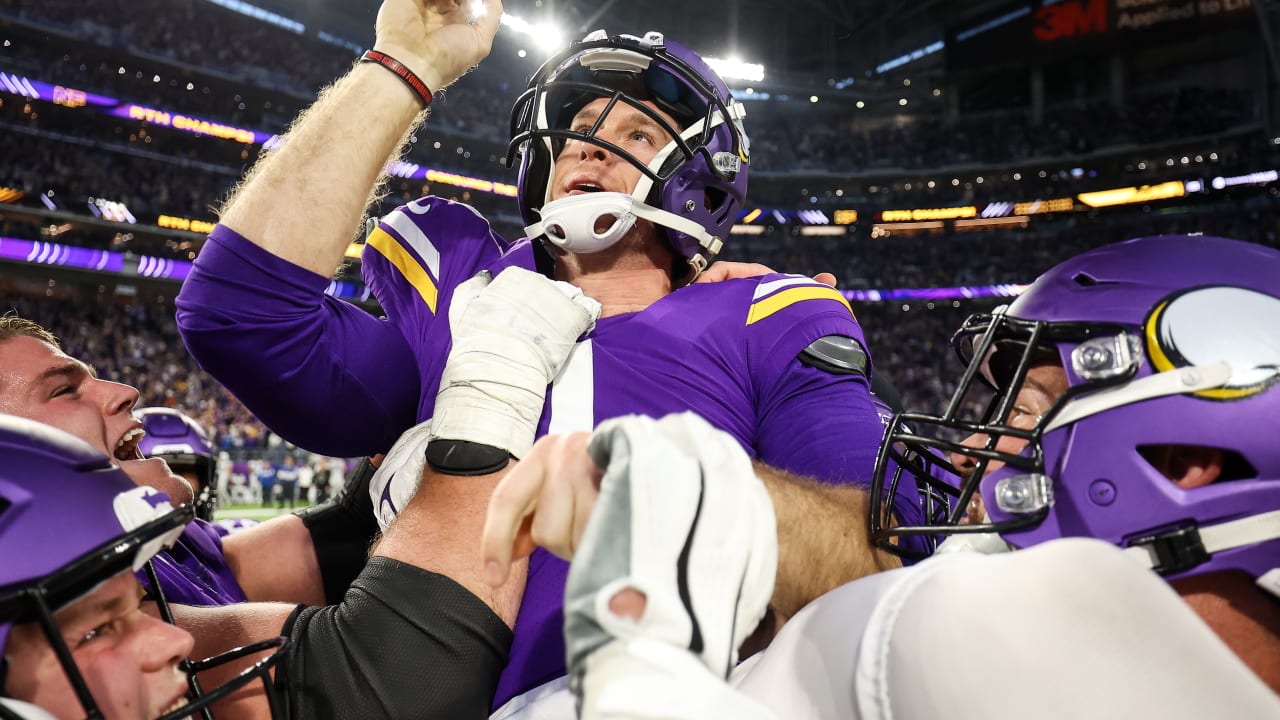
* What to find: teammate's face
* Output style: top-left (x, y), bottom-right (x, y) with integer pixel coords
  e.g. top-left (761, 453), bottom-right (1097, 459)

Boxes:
top-left (0, 336), bottom-right (194, 505)
top-left (5, 571), bottom-right (195, 720)
top-left (950, 362), bottom-right (1068, 522)
top-left (550, 97), bottom-right (680, 202)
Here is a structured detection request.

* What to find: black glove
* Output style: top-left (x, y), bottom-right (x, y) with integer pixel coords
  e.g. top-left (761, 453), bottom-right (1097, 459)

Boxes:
top-left (294, 457), bottom-right (380, 605)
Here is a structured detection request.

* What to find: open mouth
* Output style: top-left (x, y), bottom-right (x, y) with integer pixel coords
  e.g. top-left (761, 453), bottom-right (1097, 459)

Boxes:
top-left (161, 694), bottom-right (190, 717)
top-left (568, 179), bottom-right (606, 194)
top-left (115, 427), bottom-right (146, 462)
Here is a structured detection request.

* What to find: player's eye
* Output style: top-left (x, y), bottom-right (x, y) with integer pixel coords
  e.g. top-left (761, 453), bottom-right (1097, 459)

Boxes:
top-left (1004, 404), bottom-right (1041, 429)
top-left (76, 624), bottom-right (108, 647)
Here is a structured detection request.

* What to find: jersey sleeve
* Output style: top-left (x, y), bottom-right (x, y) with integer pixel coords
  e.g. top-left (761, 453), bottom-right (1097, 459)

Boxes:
top-left (359, 196), bottom-right (511, 417)
top-left (360, 196), bottom-right (508, 329)
top-left (176, 225), bottom-right (419, 457)
top-left (743, 275), bottom-right (882, 486)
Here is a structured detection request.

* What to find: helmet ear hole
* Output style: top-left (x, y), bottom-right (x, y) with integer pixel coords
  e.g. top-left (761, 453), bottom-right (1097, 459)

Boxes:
top-left (1137, 445), bottom-right (1256, 484)
top-left (705, 188), bottom-right (730, 224)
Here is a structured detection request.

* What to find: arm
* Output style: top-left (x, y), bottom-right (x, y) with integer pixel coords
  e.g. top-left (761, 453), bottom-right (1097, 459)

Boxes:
top-left (178, 0), bottom-right (505, 454)
top-left (367, 268), bottom-right (600, 626)
top-left (218, 0), bottom-right (501, 275)
top-left (375, 464), bottom-right (528, 627)
top-left (478, 434), bottom-right (900, 619)
top-left (221, 515), bottom-right (325, 606)
top-left (170, 602), bottom-right (294, 720)
top-left (756, 464), bottom-right (899, 619)
top-left (176, 209), bottom-right (422, 457)
top-left (172, 556), bottom-right (513, 720)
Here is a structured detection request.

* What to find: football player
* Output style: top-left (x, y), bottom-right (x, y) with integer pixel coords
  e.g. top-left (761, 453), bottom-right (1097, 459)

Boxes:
top-left (0, 416), bottom-right (284, 720)
top-left (176, 0), bottom-right (899, 714)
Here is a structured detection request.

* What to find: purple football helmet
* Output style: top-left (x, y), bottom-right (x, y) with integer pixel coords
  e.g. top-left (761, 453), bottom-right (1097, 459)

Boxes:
top-left (507, 30), bottom-right (750, 280)
top-left (871, 236), bottom-right (1280, 592)
top-left (137, 407), bottom-right (217, 522)
top-left (0, 415), bottom-right (285, 719)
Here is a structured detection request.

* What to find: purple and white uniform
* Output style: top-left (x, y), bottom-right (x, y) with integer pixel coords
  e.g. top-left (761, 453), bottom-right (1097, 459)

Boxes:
top-left (177, 196), bottom-right (889, 709)
top-left (140, 518), bottom-right (247, 606)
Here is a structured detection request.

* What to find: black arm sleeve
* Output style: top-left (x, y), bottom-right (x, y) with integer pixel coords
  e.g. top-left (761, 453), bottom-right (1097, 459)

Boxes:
top-left (278, 557), bottom-right (512, 720)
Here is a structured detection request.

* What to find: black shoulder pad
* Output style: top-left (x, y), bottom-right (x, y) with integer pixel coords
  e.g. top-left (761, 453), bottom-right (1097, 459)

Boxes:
top-left (799, 335), bottom-right (869, 377)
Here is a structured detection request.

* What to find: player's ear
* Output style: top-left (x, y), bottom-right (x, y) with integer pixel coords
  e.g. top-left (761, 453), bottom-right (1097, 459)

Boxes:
top-left (1143, 445), bottom-right (1224, 489)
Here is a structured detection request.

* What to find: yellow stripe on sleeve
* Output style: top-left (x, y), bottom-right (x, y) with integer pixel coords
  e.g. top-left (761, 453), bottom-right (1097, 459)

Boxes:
top-left (747, 285), bottom-right (853, 325)
top-left (365, 226), bottom-right (439, 314)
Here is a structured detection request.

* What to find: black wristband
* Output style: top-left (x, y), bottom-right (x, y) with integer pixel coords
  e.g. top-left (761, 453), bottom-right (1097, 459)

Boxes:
top-left (360, 50), bottom-right (434, 107)
top-left (425, 439), bottom-right (511, 477)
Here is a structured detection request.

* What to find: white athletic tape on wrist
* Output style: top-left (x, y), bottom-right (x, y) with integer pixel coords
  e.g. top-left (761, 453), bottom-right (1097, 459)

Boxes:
top-left (432, 267), bottom-right (600, 458)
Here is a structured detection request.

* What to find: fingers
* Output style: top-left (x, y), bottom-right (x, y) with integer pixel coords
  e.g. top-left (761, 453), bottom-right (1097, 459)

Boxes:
top-left (814, 272), bottom-right (837, 287)
top-left (693, 264), bottom-right (730, 283)
top-left (472, 0), bottom-right (504, 47)
top-left (481, 431), bottom-right (596, 584)
top-left (527, 432), bottom-right (599, 560)
top-left (528, 464), bottom-right (578, 560)
top-left (481, 450), bottom-right (546, 585)
top-left (694, 261), bottom-right (776, 283)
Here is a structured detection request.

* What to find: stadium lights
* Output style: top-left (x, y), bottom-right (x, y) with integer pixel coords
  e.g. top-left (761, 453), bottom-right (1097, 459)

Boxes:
top-left (202, 0), bottom-right (303, 34)
top-left (704, 57), bottom-right (766, 83)
top-left (500, 13), bottom-right (565, 53)
top-left (499, 12), bottom-right (765, 80)
top-left (875, 39), bottom-right (944, 75)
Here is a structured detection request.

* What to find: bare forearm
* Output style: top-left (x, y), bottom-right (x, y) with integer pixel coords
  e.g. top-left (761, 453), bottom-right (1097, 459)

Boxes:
top-left (223, 514), bottom-right (326, 606)
top-left (219, 62), bottom-right (424, 275)
top-left (375, 462), bottom-right (529, 627)
top-left (757, 464), bottom-right (901, 618)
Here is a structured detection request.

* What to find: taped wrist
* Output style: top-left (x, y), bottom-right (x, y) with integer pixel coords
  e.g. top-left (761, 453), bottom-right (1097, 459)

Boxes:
top-left (432, 267), bottom-right (599, 459)
top-left (431, 334), bottom-right (548, 458)
top-left (294, 457), bottom-right (380, 604)
top-left (425, 439), bottom-right (510, 477)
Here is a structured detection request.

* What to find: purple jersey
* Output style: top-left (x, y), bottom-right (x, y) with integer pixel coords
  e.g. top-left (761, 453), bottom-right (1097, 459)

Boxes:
top-left (177, 196), bottom-right (885, 708)
top-left (139, 518), bottom-right (247, 606)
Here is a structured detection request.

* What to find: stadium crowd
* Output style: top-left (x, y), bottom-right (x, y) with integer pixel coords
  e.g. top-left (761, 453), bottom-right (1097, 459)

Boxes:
top-left (760, 86), bottom-right (1259, 173)
top-left (0, 0), bottom-right (1263, 181)
top-left (720, 201), bottom-right (1280, 289)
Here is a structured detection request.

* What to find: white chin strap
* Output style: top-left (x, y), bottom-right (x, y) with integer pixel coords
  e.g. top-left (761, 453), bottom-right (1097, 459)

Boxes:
top-left (525, 191), bottom-right (721, 258)
top-left (525, 192), bottom-right (639, 254)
